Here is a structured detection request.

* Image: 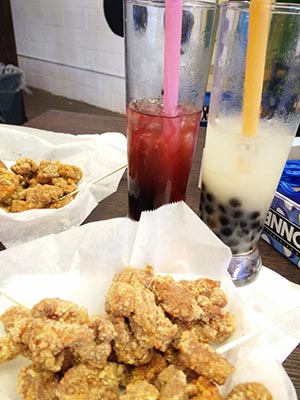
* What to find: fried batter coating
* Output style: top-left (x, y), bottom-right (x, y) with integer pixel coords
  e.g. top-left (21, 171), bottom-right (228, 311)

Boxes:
top-left (128, 282), bottom-right (177, 352)
top-left (106, 267), bottom-right (177, 361)
top-left (22, 318), bottom-right (111, 371)
top-left (186, 376), bottom-right (222, 399)
top-left (88, 313), bottom-right (116, 343)
top-left (111, 316), bottom-right (153, 365)
top-left (31, 298), bottom-right (89, 325)
top-left (120, 380), bottom-right (160, 400)
top-left (25, 184), bottom-right (64, 209)
top-left (17, 364), bottom-right (59, 400)
top-left (151, 275), bottom-right (203, 321)
top-left (178, 331), bottom-right (235, 385)
top-left (36, 160), bottom-right (61, 184)
top-left (0, 158), bottom-right (83, 212)
top-left (0, 170), bottom-right (23, 202)
top-left (57, 362), bottom-right (126, 400)
top-left (131, 352), bottom-right (167, 383)
top-left (105, 266), bottom-right (154, 317)
top-left (58, 163), bottom-right (83, 182)
top-left (0, 334), bottom-right (24, 363)
top-left (11, 158), bottom-right (38, 178)
top-left (0, 305), bottom-right (31, 332)
top-left (225, 382), bottom-right (273, 399)
top-left (155, 364), bottom-right (188, 400)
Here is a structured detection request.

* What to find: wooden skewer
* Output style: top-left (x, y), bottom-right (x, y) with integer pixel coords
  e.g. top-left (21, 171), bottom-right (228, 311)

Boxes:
top-left (217, 306), bottom-right (300, 354)
top-left (0, 288), bottom-right (29, 309)
top-left (60, 163), bottom-right (128, 200)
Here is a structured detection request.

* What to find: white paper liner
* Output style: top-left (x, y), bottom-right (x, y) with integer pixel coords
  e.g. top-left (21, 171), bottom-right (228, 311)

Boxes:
top-left (0, 124), bottom-right (127, 248)
top-left (0, 202), bottom-right (299, 399)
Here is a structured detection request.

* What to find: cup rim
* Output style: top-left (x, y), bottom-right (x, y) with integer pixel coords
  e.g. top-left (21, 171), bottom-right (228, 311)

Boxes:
top-left (221, 0), bottom-right (300, 14)
top-left (125, 0), bottom-right (217, 9)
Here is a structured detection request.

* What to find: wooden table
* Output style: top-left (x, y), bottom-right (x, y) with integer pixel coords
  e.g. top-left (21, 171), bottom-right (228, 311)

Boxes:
top-left (11, 108), bottom-right (299, 396)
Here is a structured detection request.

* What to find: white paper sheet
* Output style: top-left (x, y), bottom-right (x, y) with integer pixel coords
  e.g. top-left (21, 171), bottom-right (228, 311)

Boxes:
top-left (0, 125), bottom-right (127, 248)
top-left (0, 202), bottom-right (298, 399)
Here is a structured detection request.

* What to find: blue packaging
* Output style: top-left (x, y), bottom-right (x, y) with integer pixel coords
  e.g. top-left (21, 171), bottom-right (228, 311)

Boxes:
top-left (262, 160), bottom-right (300, 268)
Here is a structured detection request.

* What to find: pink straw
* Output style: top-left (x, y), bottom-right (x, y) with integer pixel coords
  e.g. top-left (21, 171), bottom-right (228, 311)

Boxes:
top-left (163, 0), bottom-right (183, 117)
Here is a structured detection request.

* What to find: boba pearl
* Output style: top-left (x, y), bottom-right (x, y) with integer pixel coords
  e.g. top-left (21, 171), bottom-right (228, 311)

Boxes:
top-left (199, 182), bottom-right (265, 254)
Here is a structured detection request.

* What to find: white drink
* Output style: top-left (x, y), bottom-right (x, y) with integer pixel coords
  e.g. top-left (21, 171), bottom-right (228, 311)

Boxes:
top-left (200, 115), bottom-right (294, 254)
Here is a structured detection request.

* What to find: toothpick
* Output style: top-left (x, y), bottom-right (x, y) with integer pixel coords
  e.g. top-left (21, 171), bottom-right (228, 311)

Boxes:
top-left (60, 163), bottom-right (127, 200)
top-left (0, 288), bottom-right (28, 309)
top-left (217, 306), bottom-right (300, 354)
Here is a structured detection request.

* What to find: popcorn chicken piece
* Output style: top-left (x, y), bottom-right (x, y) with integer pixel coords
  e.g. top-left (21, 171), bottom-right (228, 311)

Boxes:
top-left (58, 363), bottom-right (125, 400)
top-left (224, 382), bottom-right (273, 399)
top-left (11, 158), bottom-right (38, 178)
top-left (178, 331), bottom-right (235, 385)
top-left (155, 365), bottom-right (188, 400)
top-left (120, 380), bottom-right (160, 400)
top-left (131, 352), bottom-right (167, 383)
top-left (17, 364), bottom-right (59, 400)
top-left (186, 375), bottom-right (222, 399)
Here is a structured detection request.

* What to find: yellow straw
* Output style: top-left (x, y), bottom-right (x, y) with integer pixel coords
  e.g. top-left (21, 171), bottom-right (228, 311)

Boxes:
top-left (242, 0), bottom-right (272, 137)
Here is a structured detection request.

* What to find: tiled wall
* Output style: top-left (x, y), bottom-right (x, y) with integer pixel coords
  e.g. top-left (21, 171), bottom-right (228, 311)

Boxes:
top-left (10, 0), bottom-right (126, 114)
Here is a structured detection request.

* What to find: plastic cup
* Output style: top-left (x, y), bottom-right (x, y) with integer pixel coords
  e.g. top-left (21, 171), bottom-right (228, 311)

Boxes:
top-left (124, 0), bottom-right (217, 221)
top-left (199, 1), bottom-right (300, 286)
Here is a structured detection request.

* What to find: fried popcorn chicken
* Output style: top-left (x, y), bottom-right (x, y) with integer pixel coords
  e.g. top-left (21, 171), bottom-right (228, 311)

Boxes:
top-left (186, 375), bottom-right (222, 399)
top-left (57, 363), bottom-right (127, 400)
top-left (0, 305), bottom-right (31, 332)
top-left (106, 267), bottom-right (177, 364)
top-left (0, 268), bottom-right (274, 399)
top-left (0, 157), bottom-right (83, 212)
top-left (11, 158), bottom-right (38, 179)
top-left (0, 170), bottom-right (23, 203)
top-left (110, 316), bottom-right (153, 365)
top-left (105, 266), bottom-right (154, 317)
top-left (178, 331), bottom-right (235, 385)
top-left (155, 364), bottom-right (188, 400)
top-left (17, 364), bottom-right (59, 400)
top-left (151, 275), bottom-right (203, 321)
top-left (120, 380), bottom-right (160, 400)
top-left (31, 298), bottom-right (90, 325)
top-left (88, 313), bottom-right (116, 344)
top-left (224, 382), bottom-right (273, 399)
top-left (130, 352), bottom-right (167, 384)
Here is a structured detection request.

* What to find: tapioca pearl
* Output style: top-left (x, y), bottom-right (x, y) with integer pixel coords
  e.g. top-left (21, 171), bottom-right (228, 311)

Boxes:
top-left (206, 191), bottom-right (215, 203)
top-left (249, 211), bottom-right (260, 220)
top-left (233, 209), bottom-right (243, 219)
top-left (205, 204), bottom-right (214, 215)
top-left (239, 220), bottom-right (248, 229)
top-left (219, 215), bottom-right (230, 226)
top-left (229, 198), bottom-right (242, 208)
top-left (218, 204), bottom-right (227, 213)
top-left (227, 238), bottom-right (240, 247)
top-left (221, 227), bottom-right (233, 237)
top-left (251, 220), bottom-right (261, 230)
top-left (238, 228), bottom-right (250, 238)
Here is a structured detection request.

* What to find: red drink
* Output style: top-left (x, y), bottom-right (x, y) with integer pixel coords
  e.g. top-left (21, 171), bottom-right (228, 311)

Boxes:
top-left (127, 99), bottom-right (201, 220)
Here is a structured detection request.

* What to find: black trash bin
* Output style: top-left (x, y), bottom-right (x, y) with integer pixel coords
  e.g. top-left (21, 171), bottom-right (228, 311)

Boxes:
top-left (0, 63), bottom-right (26, 125)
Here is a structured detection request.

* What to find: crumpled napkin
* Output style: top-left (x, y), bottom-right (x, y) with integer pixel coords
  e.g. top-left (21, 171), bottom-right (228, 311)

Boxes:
top-left (0, 124), bottom-right (127, 248)
top-left (0, 202), bottom-right (299, 399)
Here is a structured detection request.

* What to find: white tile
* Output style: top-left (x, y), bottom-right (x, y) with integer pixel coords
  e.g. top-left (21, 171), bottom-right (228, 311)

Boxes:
top-left (47, 43), bottom-right (67, 63)
top-left (99, 31), bottom-right (124, 55)
top-left (30, 73), bottom-right (51, 92)
top-left (25, 41), bottom-right (48, 59)
top-left (64, 8), bottom-right (87, 29)
top-left (86, 8), bottom-right (106, 30)
top-left (111, 93), bottom-right (126, 114)
top-left (50, 78), bottom-right (71, 96)
top-left (76, 69), bottom-right (102, 89)
top-left (59, 65), bottom-right (78, 83)
top-left (65, 47), bottom-right (88, 69)
top-left (75, 29), bottom-right (98, 50)
top-left (102, 75), bottom-right (125, 96)
top-left (45, 8), bottom-right (64, 26)
top-left (101, 52), bottom-right (125, 77)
